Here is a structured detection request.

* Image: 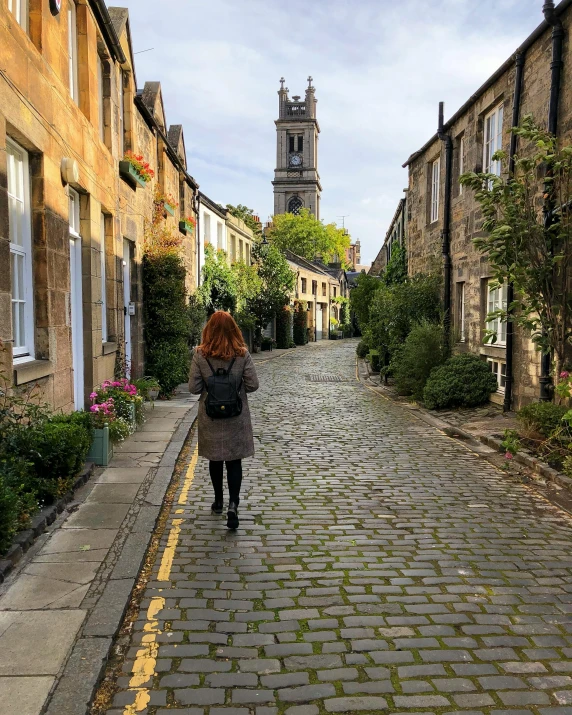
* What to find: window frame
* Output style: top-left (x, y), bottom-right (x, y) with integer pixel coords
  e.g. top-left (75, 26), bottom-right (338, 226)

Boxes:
top-left (301, 278), bottom-right (307, 294)
top-left (322, 282), bottom-right (326, 297)
top-left (68, 0), bottom-right (79, 103)
top-left (119, 69), bottom-right (125, 157)
top-left (458, 282), bottom-right (466, 343)
top-left (203, 212), bottom-right (211, 243)
top-left (430, 158), bottom-right (440, 223)
top-left (487, 358), bottom-right (507, 394)
top-left (98, 55), bottom-right (106, 142)
top-left (7, 138), bottom-right (34, 362)
top-left (483, 103), bottom-right (504, 177)
top-left (459, 136), bottom-right (465, 195)
top-left (100, 213), bottom-right (107, 343)
top-left (216, 221), bottom-right (223, 249)
top-left (486, 280), bottom-right (508, 346)
top-left (8, 0), bottom-right (28, 30)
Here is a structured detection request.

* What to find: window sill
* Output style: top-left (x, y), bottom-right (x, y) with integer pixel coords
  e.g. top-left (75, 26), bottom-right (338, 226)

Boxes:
top-left (14, 359), bottom-right (54, 386)
top-left (102, 341), bottom-right (118, 356)
top-left (479, 344), bottom-right (506, 359)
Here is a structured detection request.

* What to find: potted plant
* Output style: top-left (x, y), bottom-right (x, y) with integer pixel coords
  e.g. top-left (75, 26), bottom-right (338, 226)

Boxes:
top-left (261, 337), bottom-right (276, 352)
top-left (86, 398), bottom-right (115, 466)
top-left (120, 151), bottom-right (154, 189)
top-left (134, 376), bottom-right (161, 401)
top-left (179, 215), bottom-right (196, 235)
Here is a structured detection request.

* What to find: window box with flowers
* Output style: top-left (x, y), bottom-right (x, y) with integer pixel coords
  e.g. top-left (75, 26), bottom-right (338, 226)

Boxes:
top-left (120, 152), bottom-right (154, 190)
top-left (154, 189), bottom-right (178, 218)
top-left (179, 216), bottom-right (196, 235)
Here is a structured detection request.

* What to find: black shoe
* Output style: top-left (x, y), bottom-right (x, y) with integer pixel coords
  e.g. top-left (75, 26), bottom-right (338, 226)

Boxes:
top-left (227, 502), bottom-right (239, 529)
top-left (211, 500), bottom-right (223, 514)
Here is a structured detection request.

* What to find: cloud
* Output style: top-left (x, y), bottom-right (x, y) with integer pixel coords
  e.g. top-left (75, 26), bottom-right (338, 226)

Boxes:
top-left (119, 0), bottom-right (545, 262)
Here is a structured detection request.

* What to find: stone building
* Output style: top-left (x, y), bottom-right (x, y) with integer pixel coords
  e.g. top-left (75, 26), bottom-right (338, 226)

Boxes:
top-left (370, 195), bottom-right (407, 276)
top-left (396, 0), bottom-right (572, 408)
top-left (1, 0), bottom-right (198, 412)
top-left (286, 251), bottom-right (343, 341)
top-left (226, 212), bottom-right (253, 266)
top-left (273, 77), bottom-right (321, 219)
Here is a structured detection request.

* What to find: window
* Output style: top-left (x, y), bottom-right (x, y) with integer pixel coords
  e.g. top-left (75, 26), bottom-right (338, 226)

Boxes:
top-left (289, 136), bottom-right (295, 153)
top-left (239, 239), bottom-right (244, 261)
top-left (69, 188), bottom-right (80, 237)
top-left (301, 278), bottom-right (307, 293)
top-left (487, 281), bottom-right (508, 346)
top-left (312, 280), bottom-right (317, 295)
top-left (98, 56), bottom-right (105, 141)
top-left (217, 222), bottom-right (223, 249)
top-left (203, 212), bottom-right (211, 243)
top-left (8, 0), bottom-right (28, 30)
top-left (8, 139), bottom-right (34, 361)
top-left (457, 282), bottom-right (466, 342)
top-left (288, 196), bottom-right (303, 215)
top-left (68, 0), bottom-right (79, 102)
top-left (322, 282), bottom-right (326, 297)
top-left (487, 358), bottom-right (507, 394)
top-left (484, 103), bottom-right (504, 177)
top-left (298, 136), bottom-right (303, 152)
top-left (459, 136), bottom-right (465, 195)
top-left (100, 214), bottom-right (107, 342)
top-left (246, 243), bottom-right (251, 265)
top-left (119, 70), bottom-right (125, 157)
top-left (230, 234), bottom-right (236, 262)
top-left (334, 287), bottom-right (337, 298)
top-left (430, 158), bottom-right (440, 223)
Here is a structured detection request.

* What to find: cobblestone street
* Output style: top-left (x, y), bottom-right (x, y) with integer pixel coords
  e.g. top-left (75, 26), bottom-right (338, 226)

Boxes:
top-left (106, 339), bottom-right (572, 715)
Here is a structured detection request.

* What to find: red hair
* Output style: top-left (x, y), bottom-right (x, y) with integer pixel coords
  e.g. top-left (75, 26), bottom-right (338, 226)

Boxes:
top-left (198, 311), bottom-right (247, 360)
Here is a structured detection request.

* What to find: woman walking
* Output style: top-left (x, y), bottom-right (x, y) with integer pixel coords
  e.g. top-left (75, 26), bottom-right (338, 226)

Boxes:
top-left (189, 311), bottom-right (259, 529)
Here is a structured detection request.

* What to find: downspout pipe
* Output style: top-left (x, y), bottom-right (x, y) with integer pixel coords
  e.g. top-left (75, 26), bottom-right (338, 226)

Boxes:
top-left (438, 102), bottom-right (453, 350)
top-left (504, 51), bottom-right (526, 412)
top-left (540, 0), bottom-right (564, 401)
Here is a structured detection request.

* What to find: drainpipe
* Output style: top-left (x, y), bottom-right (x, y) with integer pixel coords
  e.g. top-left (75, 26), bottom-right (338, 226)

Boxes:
top-left (196, 194), bottom-right (201, 289)
top-left (437, 102), bottom-right (453, 350)
top-left (504, 51), bottom-right (526, 412)
top-left (540, 1), bottom-right (564, 401)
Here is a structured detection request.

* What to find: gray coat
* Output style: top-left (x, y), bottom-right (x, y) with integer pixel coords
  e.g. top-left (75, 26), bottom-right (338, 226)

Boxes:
top-left (189, 350), bottom-right (259, 462)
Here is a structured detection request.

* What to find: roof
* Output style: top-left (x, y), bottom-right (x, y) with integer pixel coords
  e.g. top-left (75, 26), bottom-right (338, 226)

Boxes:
top-left (198, 192), bottom-right (227, 218)
top-left (285, 251), bottom-right (336, 279)
top-left (88, 1), bottom-right (126, 64)
top-left (403, 0), bottom-right (572, 167)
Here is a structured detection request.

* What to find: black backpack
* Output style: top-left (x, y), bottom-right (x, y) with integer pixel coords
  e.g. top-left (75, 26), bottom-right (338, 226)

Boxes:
top-left (204, 357), bottom-right (243, 419)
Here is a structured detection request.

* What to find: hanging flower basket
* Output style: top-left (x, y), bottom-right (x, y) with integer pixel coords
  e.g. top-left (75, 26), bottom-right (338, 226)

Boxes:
top-left (179, 216), bottom-right (196, 235)
top-left (86, 424), bottom-right (113, 467)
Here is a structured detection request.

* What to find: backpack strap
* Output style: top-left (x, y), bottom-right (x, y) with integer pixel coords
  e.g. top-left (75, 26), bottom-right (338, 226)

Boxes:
top-left (205, 357), bottom-right (216, 376)
top-left (227, 358), bottom-right (236, 374)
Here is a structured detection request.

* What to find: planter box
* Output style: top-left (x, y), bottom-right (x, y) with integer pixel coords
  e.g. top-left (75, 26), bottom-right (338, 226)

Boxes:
top-left (119, 161), bottom-right (147, 190)
top-left (86, 425), bottom-right (113, 466)
top-left (179, 220), bottom-right (188, 235)
top-left (165, 202), bottom-right (176, 216)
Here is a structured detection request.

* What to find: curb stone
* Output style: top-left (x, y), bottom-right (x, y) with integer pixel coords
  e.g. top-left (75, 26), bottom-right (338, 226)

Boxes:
top-left (0, 462), bottom-right (95, 584)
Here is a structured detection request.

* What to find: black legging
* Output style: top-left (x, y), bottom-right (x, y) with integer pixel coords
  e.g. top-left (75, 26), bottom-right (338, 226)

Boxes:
top-left (209, 460), bottom-right (242, 505)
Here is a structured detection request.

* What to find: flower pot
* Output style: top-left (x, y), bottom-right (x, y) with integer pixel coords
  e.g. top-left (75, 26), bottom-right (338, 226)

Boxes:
top-left (86, 425), bottom-right (113, 466)
top-left (148, 388), bottom-right (159, 401)
top-left (165, 202), bottom-right (175, 216)
top-left (119, 161), bottom-right (147, 189)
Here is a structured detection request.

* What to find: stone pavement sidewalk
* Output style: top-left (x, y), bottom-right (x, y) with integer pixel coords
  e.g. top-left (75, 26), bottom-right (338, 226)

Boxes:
top-left (0, 388), bottom-right (198, 715)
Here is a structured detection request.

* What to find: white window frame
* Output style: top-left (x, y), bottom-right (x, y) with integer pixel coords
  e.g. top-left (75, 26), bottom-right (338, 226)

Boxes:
top-left (8, 139), bottom-right (34, 362)
top-left (8, 0), bottom-right (28, 31)
top-left (100, 213), bottom-right (107, 342)
top-left (430, 158), bottom-right (440, 223)
top-left (69, 188), bottom-right (81, 238)
top-left (203, 212), bottom-right (211, 243)
top-left (217, 221), bottom-right (223, 250)
top-left (487, 281), bottom-right (508, 346)
top-left (487, 358), bottom-right (507, 394)
top-left (68, 0), bottom-right (79, 103)
top-left (484, 103), bottom-right (504, 177)
top-left (459, 136), bottom-right (465, 195)
top-left (458, 282), bottom-right (466, 342)
top-left (98, 55), bottom-right (105, 142)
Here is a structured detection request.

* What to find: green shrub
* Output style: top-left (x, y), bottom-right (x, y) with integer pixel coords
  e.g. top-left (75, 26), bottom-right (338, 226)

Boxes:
top-left (368, 350), bottom-right (381, 372)
top-left (423, 353), bottom-right (499, 409)
top-left (145, 339), bottom-right (190, 397)
top-left (356, 340), bottom-right (369, 359)
top-left (276, 307), bottom-right (292, 349)
top-left (293, 302), bottom-right (308, 345)
top-left (188, 294), bottom-right (207, 348)
top-left (517, 402), bottom-right (567, 437)
top-left (391, 322), bottom-right (446, 399)
top-left (0, 475), bottom-right (20, 554)
top-left (49, 411), bottom-right (95, 442)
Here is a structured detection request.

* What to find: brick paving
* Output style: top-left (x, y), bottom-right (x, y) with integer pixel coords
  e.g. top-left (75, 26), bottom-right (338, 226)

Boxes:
top-left (106, 340), bottom-right (572, 715)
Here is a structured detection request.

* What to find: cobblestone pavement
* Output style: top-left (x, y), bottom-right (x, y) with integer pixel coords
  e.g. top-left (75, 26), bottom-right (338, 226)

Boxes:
top-left (105, 340), bottom-right (572, 715)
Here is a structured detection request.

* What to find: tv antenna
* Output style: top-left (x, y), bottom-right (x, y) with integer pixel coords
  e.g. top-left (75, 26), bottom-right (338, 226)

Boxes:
top-left (337, 215), bottom-right (350, 230)
top-left (134, 47), bottom-right (155, 55)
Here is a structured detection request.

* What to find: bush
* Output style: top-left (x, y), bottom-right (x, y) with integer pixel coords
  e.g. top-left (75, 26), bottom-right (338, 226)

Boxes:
top-left (0, 476), bottom-right (20, 554)
top-left (392, 322), bottom-right (446, 399)
top-left (188, 294), bottom-right (207, 348)
top-left (423, 353), bottom-right (499, 410)
top-left (276, 307), bottom-right (292, 349)
top-left (293, 301), bottom-right (308, 345)
top-left (49, 411), bottom-right (95, 441)
top-left (368, 350), bottom-right (381, 372)
top-left (517, 402), bottom-right (567, 437)
top-left (356, 340), bottom-right (369, 359)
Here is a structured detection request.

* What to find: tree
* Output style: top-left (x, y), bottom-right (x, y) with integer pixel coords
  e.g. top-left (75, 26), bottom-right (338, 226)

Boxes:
top-left (226, 204), bottom-right (262, 237)
top-left (350, 273), bottom-right (382, 329)
top-left (268, 209), bottom-right (351, 264)
top-left (382, 241), bottom-right (407, 286)
top-left (461, 115), bottom-right (572, 380)
top-left (199, 245), bottom-right (237, 315)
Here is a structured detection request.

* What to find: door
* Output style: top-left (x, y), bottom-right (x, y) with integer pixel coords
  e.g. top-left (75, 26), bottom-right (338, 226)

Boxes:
top-left (123, 239), bottom-right (131, 376)
top-left (316, 304), bottom-right (323, 340)
top-left (69, 190), bottom-right (84, 409)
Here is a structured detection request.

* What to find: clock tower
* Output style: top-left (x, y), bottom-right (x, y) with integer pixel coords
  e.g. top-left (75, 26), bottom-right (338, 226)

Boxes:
top-left (272, 77), bottom-right (322, 219)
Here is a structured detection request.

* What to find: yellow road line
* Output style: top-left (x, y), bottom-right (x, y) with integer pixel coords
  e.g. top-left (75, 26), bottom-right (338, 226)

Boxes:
top-left (122, 596), bottom-right (165, 714)
top-left (157, 518), bottom-right (183, 582)
top-left (178, 444), bottom-right (198, 505)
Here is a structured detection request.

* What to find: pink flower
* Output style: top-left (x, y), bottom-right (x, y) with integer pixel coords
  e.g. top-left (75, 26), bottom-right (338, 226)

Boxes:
top-left (505, 452), bottom-right (513, 460)
top-left (561, 371), bottom-right (570, 379)
top-left (90, 392), bottom-right (98, 399)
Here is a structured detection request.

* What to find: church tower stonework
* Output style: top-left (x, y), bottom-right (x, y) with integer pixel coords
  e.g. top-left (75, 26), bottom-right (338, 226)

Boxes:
top-left (272, 77), bottom-right (322, 219)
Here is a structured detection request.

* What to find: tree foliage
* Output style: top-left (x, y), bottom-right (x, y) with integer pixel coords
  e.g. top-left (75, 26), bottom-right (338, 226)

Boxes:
top-left (225, 204), bottom-right (262, 237)
top-left (461, 115), bottom-right (572, 376)
top-left (382, 241), bottom-right (407, 286)
top-left (268, 209), bottom-right (351, 265)
top-left (199, 245), bottom-right (238, 315)
top-left (350, 273), bottom-right (382, 329)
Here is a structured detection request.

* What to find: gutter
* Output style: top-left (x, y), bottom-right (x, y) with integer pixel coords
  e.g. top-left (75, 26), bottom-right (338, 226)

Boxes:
top-left (88, 0), bottom-right (126, 64)
top-left (437, 102), bottom-right (453, 350)
top-left (504, 51), bottom-right (526, 413)
top-left (134, 93), bottom-right (199, 190)
top-left (403, 0), bottom-right (572, 168)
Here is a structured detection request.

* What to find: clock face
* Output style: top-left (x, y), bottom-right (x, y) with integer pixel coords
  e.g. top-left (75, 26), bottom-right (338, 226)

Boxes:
top-left (289, 154), bottom-right (302, 167)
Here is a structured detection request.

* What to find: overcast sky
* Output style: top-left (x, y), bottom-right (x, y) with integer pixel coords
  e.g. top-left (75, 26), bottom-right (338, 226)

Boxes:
top-left (118, 0), bottom-right (546, 263)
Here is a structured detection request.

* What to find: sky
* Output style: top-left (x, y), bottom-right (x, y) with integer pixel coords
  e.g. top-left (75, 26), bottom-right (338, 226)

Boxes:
top-left (118, 0), bottom-right (546, 264)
